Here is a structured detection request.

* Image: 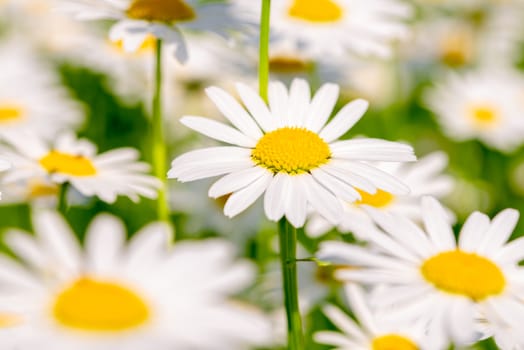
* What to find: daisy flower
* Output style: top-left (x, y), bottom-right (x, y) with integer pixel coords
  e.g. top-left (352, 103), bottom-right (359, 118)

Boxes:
top-left (168, 79), bottom-right (416, 228)
top-left (315, 284), bottom-right (431, 350)
top-left (306, 151), bottom-right (455, 239)
top-left (268, 0), bottom-right (413, 59)
top-left (318, 196), bottom-right (524, 348)
top-left (56, 0), bottom-right (257, 62)
top-left (424, 68), bottom-right (524, 152)
top-left (0, 42), bottom-right (83, 140)
top-left (1, 132), bottom-right (160, 204)
top-left (0, 211), bottom-right (272, 350)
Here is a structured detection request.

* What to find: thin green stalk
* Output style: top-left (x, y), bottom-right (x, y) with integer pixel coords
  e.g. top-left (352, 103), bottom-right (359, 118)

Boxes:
top-left (58, 182), bottom-right (69, 214)
top-left (278, 218), bottom-right (305, 350)
top-left (152, 39), bottom-right (171, 229)
top-left (258, 0), bottom-right (271, 101)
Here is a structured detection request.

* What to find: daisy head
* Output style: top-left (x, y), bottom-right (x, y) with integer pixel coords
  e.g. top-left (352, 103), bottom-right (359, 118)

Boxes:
top-left (306, 151), bottom-right (455, 239)
top-left (269, 0), bottom-right (413, 59)
top-left (57, 0), bottom-right (257, 62)
top-left (318, 196), bottom-right (524, 347)
top-left (0, 211), bottom-right (272, 349)
top-left (168, 79), bottom-right (416, 228)
top-left (315, 284), bottom-right (431, 350)
top-left (424, 68), bottom-right (524, 152)
top-left (1, 132), bottom-right (161, 204)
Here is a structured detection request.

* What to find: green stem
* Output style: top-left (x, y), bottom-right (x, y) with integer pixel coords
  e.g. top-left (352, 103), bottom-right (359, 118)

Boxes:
top-left (258, 0), bottom-right (271, 101)
top-left (152, 39), bottom-right (171, 229)
top-left (278, 218), bottom-right (305, 350)
top-left (58, 182), bottom-right (69, 214)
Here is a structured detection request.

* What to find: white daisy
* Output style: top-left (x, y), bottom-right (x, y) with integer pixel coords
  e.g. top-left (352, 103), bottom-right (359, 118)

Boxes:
top-left (56, 0), bottom-right (257, 63)
top-left (424, 68), bottom-right (524, 152)
top-left (315, 284), bottom-right (431, 350)
top-left (1, 132), bottom-right (161, 204)
top-left (318, 196), bottom-right (524, 348)
top-left (168, 79), bottom-right (416, 228)
top-left (306, 151), bottom-right (455, 239)
top-left (0, 211), bottom-right (272, 350)
top-left (268, 0), bottom-right (413, 59)
top-left (0, 42), bottom-right (84, 140)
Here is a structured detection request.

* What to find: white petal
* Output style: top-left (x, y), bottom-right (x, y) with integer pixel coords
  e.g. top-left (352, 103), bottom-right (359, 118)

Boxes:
top-left (235, 82), bottom-right (275, 132)
top-left (268, 81), bottom-right (289, 124)
top-left (263, 173), bottom-right (289, 222)
top-left (302, 174), bottom-right (343, 225)
top-left (322, 304), bottom-right (368, 343)
top-left (457, 211), bottom-right (491, 252)
top-left (181, 116), bottom-right (257, 147)
top-left (208, 167), bottom-right (269, 198)
top-left (422, 196), bottom-right (456, 251)
top-left (85, 214), bottom-right (126, 274)
top-left (477, 209), bottom-right (519, 255)
top-left (305, 83), bottom-right (339, 132)
top-left (319, 99), bottom-right (369, 142)
top-left (286, 78), bottom-right (310, 127)
top-left (285, 179), bottom-right (308, 228)
top-left (224, 172), bottom-right (272, 218)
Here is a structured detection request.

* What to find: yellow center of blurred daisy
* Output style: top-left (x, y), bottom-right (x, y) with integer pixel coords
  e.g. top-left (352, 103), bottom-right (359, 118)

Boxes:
top-left (0, 313), bottom-right (23, 328)
top-left (252, 127), bottom-right (331, 175)
top-left (440, 31), bottom-right (473, 67)
top-left (372, 334), bottom-right (418, 350)
top-left (111, 35), bottom-right (157, 55)
top-left (269, 56), bottom-right (311, 74)
top-left (126, 0), bottom-right (196, 22)
top-left (28, 181), bottom-right (59, 198)
top-left (53, 278), bottom-right (150, 332)
top-left (0, 104), bottom-right (24, 122)
top-left (421, 250), bottom-right (505, 301)
top-left (355, 189), bottom-right (394, 207)
top-left (39, 151), bottom-right (97, 176)
top-left (288, 0), bottom-right (344, 23)
top-left (469, 105), bottom-right (499, 128)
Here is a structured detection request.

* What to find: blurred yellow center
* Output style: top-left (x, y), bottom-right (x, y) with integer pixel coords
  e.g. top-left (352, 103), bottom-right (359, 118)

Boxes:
top-left (111, 35), bottom-right (157, 55)
top-left (440, 31), bottom-right (473, 67)
top-left (372, 334), bottom-right (418, 350)
top-left (39, 151), bottom-right (97, 176)
top-left (269, 56), bottom-right (310, 74)
top-left (0, 104), bottom-right (24, 122)
top-left (53, 278), bottom-right (150, 332)
top-left (252, 127), bottom-right (331, 175)
top-left (355, 189), bottom-right (394, 207)
top-left (469, 105), bottom-right (499, 128)
top-left (29, 181), bottom-right (59, 198)
top-left (288, 0), bottom-right (344, 23)
top-left (126, 0), bottom-right (196, 22)
top-left (0, 313), bottom-right (22, 328)
top-left (421, 250), bottom-right (505, 301)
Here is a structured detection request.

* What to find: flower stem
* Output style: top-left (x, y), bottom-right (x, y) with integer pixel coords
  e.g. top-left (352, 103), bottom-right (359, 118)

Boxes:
top-left (58, 182), bottom-right (69, 214)
top-left (259, 0), bottom-right (271, 101)
top-left (152, 39), bottom-right (171, 230)
top-left (278, 218), bottom-right (305, 350)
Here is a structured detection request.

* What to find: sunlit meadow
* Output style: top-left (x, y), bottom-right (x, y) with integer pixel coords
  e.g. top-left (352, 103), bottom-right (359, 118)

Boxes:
top-left (1, 0), bottom-right (524, 349)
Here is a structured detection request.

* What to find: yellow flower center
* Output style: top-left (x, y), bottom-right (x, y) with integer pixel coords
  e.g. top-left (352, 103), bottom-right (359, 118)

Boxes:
top-left (53, 277), bottom-right (150, 332)
top-left (440, 31), bottom-right (473, 67)
top-left (421, 250), bottom-right (506, 301)
top-left (269, 56), bottom-right (311, 74)
top-left (0, 104), bottom-right (24, 123)
top-left (126, 0), bottom-right (196, 22)
top-left (355, 189), bottom-right (394, 208)
top-left (288, 0), bottom-right (344, 23)
top-left (28, 181), bottom-right (59, 198)
top-left (39, 151), bottom-right (97, 177)
top-left (110, 34), bottom-right (157, 55)
top-left (315, 264), bottom-right (353, 286)
top-left (251, 127), bottom-right (331, 175)
top-left (372, 334), bottom-right (418, 350)
top-left (0, 313), bottom-right (23, 328)
top-left (468, 105), bottom-right (499, 129)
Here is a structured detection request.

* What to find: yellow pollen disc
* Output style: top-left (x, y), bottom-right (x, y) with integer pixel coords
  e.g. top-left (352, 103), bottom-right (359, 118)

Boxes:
top-left (39, 151), bottom-right (97, 177)
top-left (269, 56), bottom-right (311, 74)
top-left (421, 250), bottom-right (506, 301)
top-left (28, 181), bottom-right (59, 198)
top-left (468, 105), bottom-right (499, 129)
top-left (0, 313), bottom-right (23, 328)
top-left (0, 104), bottom-right (24, 123)
top-left (355, 189), bottom-right (394, 208)
top-left (288, 0), bottom-right (344, 23)
top-left (126, 0), bottom-right (196, 22)
top-left (440, 31), bottom-right (473, 67)
top-left (251, 127), bottom-right (331, 175)
top-left (53, 278), bottom-right (150, 332)
top-left (315, 264), bottom-right (353, 286)
top-left (372, 334), bottom-right (419, 350)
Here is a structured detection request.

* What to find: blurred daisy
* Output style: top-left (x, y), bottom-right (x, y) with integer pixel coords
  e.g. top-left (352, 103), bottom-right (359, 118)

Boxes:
top-left (318, 197), bottom-right (524, 348)
top-left (306, 151), bottom-right (455, 239)
top-left (424, 68), bottom-right (524, 152)
top-left (0, 211), bottom-right (272, 350)
top-left (0, 42), bottom-right (83, 140)
top-left (268, 0), bottom-right (413, 59)
top-left (57, 0), bottom-right (257, 62)
top-left (168, 79), bottom-right (416, 228)
top-left (1, 132), bottom-right (160, 204)
top-left (315, 284), bottom-right (431, 350)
